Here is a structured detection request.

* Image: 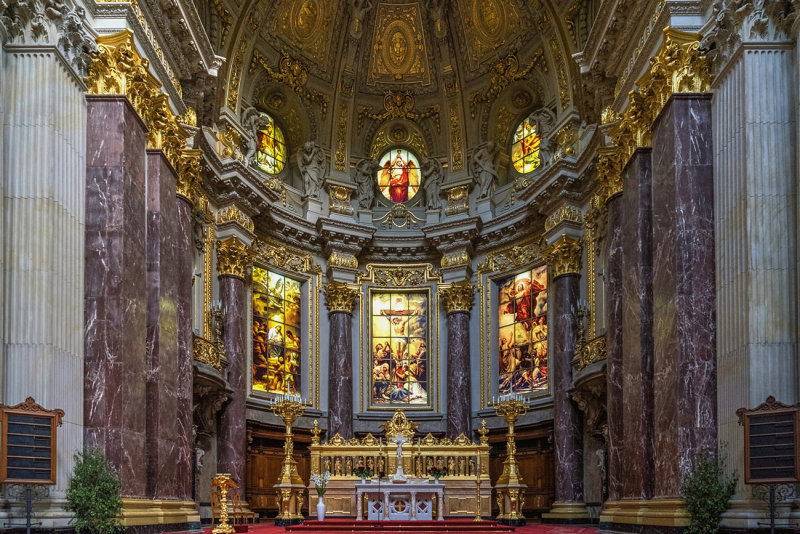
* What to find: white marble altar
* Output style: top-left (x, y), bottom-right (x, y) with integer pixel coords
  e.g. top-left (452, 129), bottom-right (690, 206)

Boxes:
top-left (355, 480), bottom-right (444, 521)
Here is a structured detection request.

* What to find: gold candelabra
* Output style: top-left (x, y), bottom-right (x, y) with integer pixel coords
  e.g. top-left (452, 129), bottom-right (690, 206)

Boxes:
top-left (270, 394), bottom-right (307, 526)
top-left (492, 395), bottom-right (531, 525)
top-left (212, 473), bottom-right (238, 534)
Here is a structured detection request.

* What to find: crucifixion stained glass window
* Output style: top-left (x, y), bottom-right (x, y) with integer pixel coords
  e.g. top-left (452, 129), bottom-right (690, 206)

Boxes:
top-left (498, 265), bottom-right (548, 395)
top-left (252, 267), bottom-right (301, 393)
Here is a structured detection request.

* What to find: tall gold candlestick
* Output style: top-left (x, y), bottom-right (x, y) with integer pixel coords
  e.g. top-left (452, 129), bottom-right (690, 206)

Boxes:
top-left (493, 397), bottom-right (529, 525)
top-left (212, 473), bottom-right (237, 534)
top-left (271, 397), bottom-right (307, 526)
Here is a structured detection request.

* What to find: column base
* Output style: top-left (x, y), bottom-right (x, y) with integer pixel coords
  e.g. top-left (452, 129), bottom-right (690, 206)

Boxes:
top-left (121, 499), bottom-right (201, 527)
top-left (599, 499), bottom-right (689, 532)
top-left (542, 501), bottom-right (591, 524)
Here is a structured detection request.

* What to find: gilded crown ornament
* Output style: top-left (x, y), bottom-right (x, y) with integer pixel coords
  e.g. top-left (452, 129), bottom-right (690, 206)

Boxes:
top-left (440, 279), bottom-right (475, 313)
top-left (216, 236), bottom-right (252, 279)
top-left (324, 281), bottom-right (360, 313)
top-left (543, 235), bottom-right (582, 279)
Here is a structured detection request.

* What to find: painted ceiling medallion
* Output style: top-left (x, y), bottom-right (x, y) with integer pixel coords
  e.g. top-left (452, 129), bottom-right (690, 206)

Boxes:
top-left (456, 0), bottom-right (526, 69)
top-left (368, 3), bottom-right (431, 85)
top-left (273, 0), bottom-right (338, 65)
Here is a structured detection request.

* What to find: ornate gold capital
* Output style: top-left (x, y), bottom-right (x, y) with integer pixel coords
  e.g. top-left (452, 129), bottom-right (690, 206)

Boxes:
top-left (216, 205), bottom-right (254, 233)
top-left (176, 149), bottom-right (202, 203)
top-left (216, 236), bottom-right (252, 279)
top-left (324, 281), bottom-right (360, 313)
top-left (544, 203), bottom-right (583, 232)
top-left (327, 251), bottom-right (358, 269)
top-left (543, 235), bottom-right (583, 279)
top-left (596, 147), bottom-right (623, 202)
top-left (440, 279), bottom-right (475, 314)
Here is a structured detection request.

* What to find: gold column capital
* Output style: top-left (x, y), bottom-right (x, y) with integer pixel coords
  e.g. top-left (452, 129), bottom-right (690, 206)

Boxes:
top-left (596, 147), bottom-right (623, 202)
top-left (440, 279), bottom-right (475, 314)
top-left (176, 149), bottom-right (203, 203)
top-left (216, 236), bottom-right (252, 279)
top-left (324, 281), bottom-right (360, 313)
top-left (543, 235), bottom-right (583, 279)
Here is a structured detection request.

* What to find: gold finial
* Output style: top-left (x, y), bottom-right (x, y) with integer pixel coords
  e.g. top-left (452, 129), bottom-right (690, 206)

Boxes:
top-left (311, 419), bottom-right (322, 445)
top-left (477, 419), bottom-right (489, 446)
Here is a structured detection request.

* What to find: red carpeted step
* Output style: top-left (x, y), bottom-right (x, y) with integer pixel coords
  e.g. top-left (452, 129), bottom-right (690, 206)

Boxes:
top-left (285, 518), bottom-right (515, 532)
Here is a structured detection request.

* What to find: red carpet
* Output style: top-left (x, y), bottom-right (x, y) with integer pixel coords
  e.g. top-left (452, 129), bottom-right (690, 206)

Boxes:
top-left (194, 520), bottom-right (600, 534)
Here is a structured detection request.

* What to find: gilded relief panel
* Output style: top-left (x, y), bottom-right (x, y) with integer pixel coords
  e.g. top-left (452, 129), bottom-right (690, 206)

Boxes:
top-left (368, 3), bottom-right (431, 86)
top-left (455, 0), bottom-right (527, 69)
top-left (272, 0), bottom-right (339, 65)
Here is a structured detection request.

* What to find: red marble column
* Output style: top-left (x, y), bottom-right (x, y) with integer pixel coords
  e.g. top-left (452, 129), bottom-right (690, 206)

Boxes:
top-left (604, 192), bottom-right (624, 501)
top-left (84, 95), bottom-right (148, 497)
top-left (651, 94), bottom-right (716, 498)
top-left (446, 310), bottom-right (471, 439)
top-left (175, 194), bottom-right (195, 500)
top-left (329, 311), bottom-right (354, 439)
top-left (621, 149), bottom-right (655, 500)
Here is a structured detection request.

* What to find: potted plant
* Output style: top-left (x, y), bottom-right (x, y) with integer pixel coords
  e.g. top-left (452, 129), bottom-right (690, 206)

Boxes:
top-left (310, 470), bottom-right (331, 521)
top-left (64, 449), bottom-right (124, 534)
top-left (353, 466), bottom-right (373, 484)
top-left (428, 466), bottom-right (447, 484)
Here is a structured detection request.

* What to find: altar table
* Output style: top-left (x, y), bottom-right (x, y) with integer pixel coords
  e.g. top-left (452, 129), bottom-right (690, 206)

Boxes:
top-left (355, 480), bottom-right (444, 521)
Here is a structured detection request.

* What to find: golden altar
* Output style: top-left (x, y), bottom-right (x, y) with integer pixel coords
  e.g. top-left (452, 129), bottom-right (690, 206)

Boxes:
top-left (307, 411), bottom-right (492, 518)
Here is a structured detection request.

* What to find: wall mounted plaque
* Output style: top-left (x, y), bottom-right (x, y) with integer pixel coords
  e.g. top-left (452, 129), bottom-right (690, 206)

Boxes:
top-left (0, 397), bottom-right (64, 485)
top-left (737, 396), bottom-right (800, 484)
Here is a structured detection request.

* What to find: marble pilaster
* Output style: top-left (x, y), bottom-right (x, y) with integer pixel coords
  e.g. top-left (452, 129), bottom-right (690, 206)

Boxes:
top-left (325, 281), bottom-right (359, 439)
top-left (84, 95), bottom-right (148, 497)
top-left (441, 280), bottom-right (474, 439)
top-left (175, 195), bottom-right (194, 500)
top-left (2, 47), bottom-right (87, 520)
top-left (651, 94), bottom-right (716, 499)
top-left (604, 193), bottom-right (624, 502)
top-left (145, 150), bottom-right (180, 499)
top-left (217, 274), bottom-right (247, 487)
top-left (620, 149), bottom-right (654, 501)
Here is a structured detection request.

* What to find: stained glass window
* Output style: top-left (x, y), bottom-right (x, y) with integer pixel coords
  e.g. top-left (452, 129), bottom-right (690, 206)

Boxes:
top-left (376, 148), bottom-right (421, 203)
top-left (511, 116), bottom-right (542, 174)
top-left (252, 267), bottom-right (301, 393)
top-left (255, 113), bottom-right (287, 175)
top-left (370, 292), bottom-right (429, 406)
top-left (498, 265), bottom-right (548, 395)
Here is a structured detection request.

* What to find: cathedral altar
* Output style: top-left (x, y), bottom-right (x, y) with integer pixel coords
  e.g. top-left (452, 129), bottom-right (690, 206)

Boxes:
top-left (355, 480), bottom-right (444, 521)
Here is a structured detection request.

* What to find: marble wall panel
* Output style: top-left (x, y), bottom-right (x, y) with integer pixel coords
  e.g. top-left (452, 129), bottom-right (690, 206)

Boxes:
top-left (652, 94), bottom-right (716, 498)
top-left (620, 149), bottom-right (654, 500)
top-left (552, 275), bottom-right (583, 502)
top-left (217, 276), bottom-right (247, 487)
top-left (605, 193), bottom-right (624, 501)
top-left (329, 311), bottom-right (353, 439)
top-left (84, 96), bottom-right (148, 497)
top-left (446, 311), bottom-right (471, 439)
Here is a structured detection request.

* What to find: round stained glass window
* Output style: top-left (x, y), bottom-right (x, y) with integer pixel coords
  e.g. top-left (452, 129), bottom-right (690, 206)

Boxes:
top-left (511, 115), bottom-right (542, 174)
top-left (255, 113), bottom-right (287, 175)
top-left (376, 148), bottom-right (421, 203)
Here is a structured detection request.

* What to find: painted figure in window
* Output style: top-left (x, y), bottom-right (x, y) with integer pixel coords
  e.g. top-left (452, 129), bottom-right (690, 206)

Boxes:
top-left (377, 149), bottom-right (421, 203)
top-left (511, 118), bottom-right (542, 174)
top-left (255, 115), bottom-right (287, 175)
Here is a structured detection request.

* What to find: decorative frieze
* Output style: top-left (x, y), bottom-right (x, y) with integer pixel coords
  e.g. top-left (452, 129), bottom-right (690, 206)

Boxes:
top-left (576, 336), bottom-right (607, 370)
top-left (216, 205), bottom-right (254, 233)
top-left (544, 203), bottom-right (583, 232)
top-left (441, 251), bottom-right (470, 268)
top-left (216, 236), bottom-right (252, 279)
top-left (328, 252), bottom-right (358, 270)
top-left (543, 235), bottom-right (583, 279)
top-left (476, 243), bottom-right (542, 274)
top-left (324, 281), bottom-right (360, 314)
top-left (328, 185), bottom-right (355, 216)
top-left (445, 185), bottom-right (470, 216)
top-left (440, 280), bottom-right (475, 314)
top-left (358, 263), bottom-right (441, 287)
top-left (193, 335), bottom-right (225, 373)
top-left (252, 240), bottom-right (322, 275)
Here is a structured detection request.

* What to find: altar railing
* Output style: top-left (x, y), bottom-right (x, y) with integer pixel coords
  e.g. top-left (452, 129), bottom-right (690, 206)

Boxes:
top-left (307, 411), bottom-right (492, 518)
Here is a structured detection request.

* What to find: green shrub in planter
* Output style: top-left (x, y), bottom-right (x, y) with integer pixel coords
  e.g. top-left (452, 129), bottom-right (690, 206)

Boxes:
top-left (64, 449), bottom-right (125, 534)
top-left (680, 451), bottom-right (737, 534)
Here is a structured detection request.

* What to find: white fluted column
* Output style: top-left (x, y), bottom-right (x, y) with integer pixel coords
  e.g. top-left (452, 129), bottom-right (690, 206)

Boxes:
top-left (1, 48), bottom-right (86, 526)
top-left (713, 42), bottom-right (797, 529)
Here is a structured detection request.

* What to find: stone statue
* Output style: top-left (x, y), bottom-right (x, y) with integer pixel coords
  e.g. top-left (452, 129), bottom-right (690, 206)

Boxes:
top-left (421, 157), bottom-right (444, 211)
top-left (353, 158), bottom-right (379, 209)
top-left (241, 107), bottom-right (270, 166)
top-left (471, 141), bottom-right (499, 199)
top-left (527, 108), bottom-right (557, 168)
top-left (349, 0), bottom-right (374, 39)
top-left (297, 141), bottom-right (326, 199)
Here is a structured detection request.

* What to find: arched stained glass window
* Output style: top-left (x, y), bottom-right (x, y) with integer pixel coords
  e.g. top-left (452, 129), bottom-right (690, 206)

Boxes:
top-left (252, 267), bottom-right (301, 394)
top-left (376, 148), bottom-right (421, 203)
top-left (498, 265), bottom-right (548, 395)
top-left (511, 116), bottom-right (542, 174)
top-left (255, 113), bottom-right (287, 175)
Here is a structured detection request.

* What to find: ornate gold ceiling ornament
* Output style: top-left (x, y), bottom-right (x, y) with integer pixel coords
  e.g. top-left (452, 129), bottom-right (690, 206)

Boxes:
top-left (216, 205), bottom-right (255, 233)
top-left (544, 204), bottom-right (583, 232)
top-left (368, 3), bottom-right (431, 85)
top-left (468, 51), bottom-right (544, 118)
top-left (494, 105), bottom-right (514, 145)
top-left (327, 251), bottom-right (358, 270)
top-left (216, 236), bottom-right (253, 279)
top-left (441, 251), bottom-right (470, 268)
top-left (449, 101), bottom-right (464, 171)
top-left (600, 106), bottom-right (618, 125)
top-left (328, 184), bottom-right (355, 216)
top-left (251, 49), bottom-right (329, 119)
top-left (323, 281), bottom-right (360, 313)
top-left (252, 239), bottom-right (322, 274)
top-left (272, 0), bottom-right (337, 64)
top-left (439, 279), bottom-right (475, 313)
top-left (179, 107), bottom-right (197, 127)
top-left (553, 124), bottom-right (579, 162)
top-left (373, 203), bottom-right (425, 229)
top-left (576, 336), bottom-right (607, 370)
top-left (549, 36), bottom-right (571, 111)
top-left (543, 235), bottom-right (582, 279)
top-left (334, 104), bottom-right (348, 172)
top-left (455, 0), bottom-right (526, 68)
top-left (217, 126), bottom-right (244, 161)
top-left (444, 184), bottom-right (469, 216)
top-left (358, 90), bottom-right (440, 133)
top-left (176, 149), bottom-right (203, 203)
top-left (211, 0), bottom-right (232, 46)
top-left (85, 31), bottom-right (187, 170)
top-left (380, 410), bottom-right (419, 438)
top-left (226, 39), bottom-right (248, 110)
top-left (358, 263), bottom-right (442, 286)
top-left (476, 242), bottom-right (542, 274)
